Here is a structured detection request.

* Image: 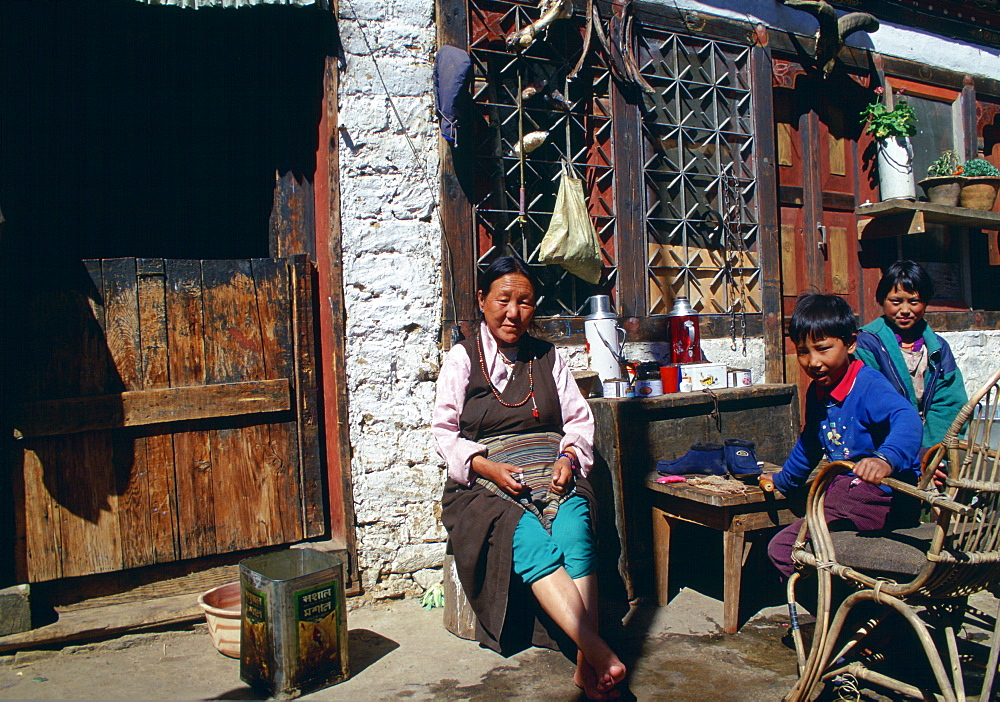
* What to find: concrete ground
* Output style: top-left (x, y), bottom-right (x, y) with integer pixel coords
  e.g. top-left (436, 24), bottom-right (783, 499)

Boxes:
top-left (0, 588), bottom-right (996, 701)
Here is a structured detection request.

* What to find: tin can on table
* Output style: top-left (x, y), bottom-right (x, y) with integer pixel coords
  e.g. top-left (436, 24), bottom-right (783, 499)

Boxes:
top-left (602, 379), bottom-right (632, 398)
top-left (728, 368), bottom-right (752, 387)
top-left (635, 379), bottom-right (663, 397)
top-left (635, 362), bottom-right (663, 398)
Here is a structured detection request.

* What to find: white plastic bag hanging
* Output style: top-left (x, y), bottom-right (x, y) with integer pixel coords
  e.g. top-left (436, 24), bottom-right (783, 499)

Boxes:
top-left (538, 161), bottom-right (602, 284)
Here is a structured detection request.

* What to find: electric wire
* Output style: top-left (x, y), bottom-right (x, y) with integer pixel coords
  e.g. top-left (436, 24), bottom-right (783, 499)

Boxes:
top-left (338, 0), bottom-right (462, 332)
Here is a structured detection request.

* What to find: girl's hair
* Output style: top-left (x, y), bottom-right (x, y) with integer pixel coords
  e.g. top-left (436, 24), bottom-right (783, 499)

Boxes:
top-left (788, 293), bottom-right (858, 345)
top-left (477, 256), bottom-right (538, 299)
top-left (875, 260), bottom-right (935, 304)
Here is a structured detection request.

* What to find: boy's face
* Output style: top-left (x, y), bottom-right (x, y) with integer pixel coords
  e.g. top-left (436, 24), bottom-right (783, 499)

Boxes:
top-left (796, 334), bottom-right (856, 388)
top-left (882, 285), bottom-right (926, 333)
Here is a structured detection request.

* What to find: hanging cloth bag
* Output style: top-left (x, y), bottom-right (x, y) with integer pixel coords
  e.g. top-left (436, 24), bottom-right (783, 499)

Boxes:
top-left (538, 161), bottom-right (602, 284)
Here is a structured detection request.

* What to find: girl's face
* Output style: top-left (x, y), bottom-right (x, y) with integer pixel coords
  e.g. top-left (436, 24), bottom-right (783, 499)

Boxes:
top-left (882, 285), bottom-right (927, 333)
top-left (478, 273), bottom-right (536, 347)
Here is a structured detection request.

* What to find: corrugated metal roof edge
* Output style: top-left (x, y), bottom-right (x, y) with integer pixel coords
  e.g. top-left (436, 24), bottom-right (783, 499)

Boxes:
top-left (137, 0), bottom-right (330, 9)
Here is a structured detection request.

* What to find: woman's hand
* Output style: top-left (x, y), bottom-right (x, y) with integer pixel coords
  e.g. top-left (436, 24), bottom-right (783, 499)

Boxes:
top-left (472, 456), bottom-right (529, 497)
top-left (550, 457), bottom-right (574, 495)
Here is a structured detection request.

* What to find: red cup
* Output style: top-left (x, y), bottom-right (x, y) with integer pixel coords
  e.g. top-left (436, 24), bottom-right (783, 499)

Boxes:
top-left (659, 364), bottom-right (679, 393)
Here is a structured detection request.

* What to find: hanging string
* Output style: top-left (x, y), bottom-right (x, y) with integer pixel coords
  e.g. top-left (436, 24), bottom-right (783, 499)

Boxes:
top-left (339, 0), bottom-right (461, 325)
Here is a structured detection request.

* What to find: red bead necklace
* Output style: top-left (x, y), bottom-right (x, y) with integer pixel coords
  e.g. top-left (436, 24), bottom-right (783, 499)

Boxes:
top-left (477, 334), bottom-right (539, 418)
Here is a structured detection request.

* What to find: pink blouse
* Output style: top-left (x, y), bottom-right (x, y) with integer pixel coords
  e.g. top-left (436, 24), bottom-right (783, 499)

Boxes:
top-left (432, 322), bottom-right (595, 486)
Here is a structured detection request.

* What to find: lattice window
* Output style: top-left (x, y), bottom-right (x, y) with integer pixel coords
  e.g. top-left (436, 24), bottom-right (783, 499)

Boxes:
top-left (637, 30), bottom-right (761, 317)
top-left (469, 0), bottom-right (616, 317)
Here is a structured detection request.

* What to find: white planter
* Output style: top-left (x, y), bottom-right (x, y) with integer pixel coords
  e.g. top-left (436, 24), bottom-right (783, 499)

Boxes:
top-left (876, 136), bottom-right (916, 200)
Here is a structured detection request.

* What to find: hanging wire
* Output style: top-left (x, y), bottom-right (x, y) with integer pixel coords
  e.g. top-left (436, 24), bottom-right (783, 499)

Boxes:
top-left (338, 0), bottom-right (461, 329)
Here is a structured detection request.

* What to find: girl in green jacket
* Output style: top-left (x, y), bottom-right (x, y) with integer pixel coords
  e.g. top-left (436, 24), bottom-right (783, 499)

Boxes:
top-left (854, 260), bottom-right (968, 453)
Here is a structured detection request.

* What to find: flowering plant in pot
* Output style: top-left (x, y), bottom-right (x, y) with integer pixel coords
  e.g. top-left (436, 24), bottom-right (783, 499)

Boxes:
top-left (959, 158), bottom-right (1000, 210)
top-left (918, 150), bottom-right (963, 206)
top-left (861, 88), bottom-right (918, 200)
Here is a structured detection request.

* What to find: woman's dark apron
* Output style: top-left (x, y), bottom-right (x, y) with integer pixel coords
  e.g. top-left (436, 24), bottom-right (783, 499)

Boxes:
top-left (440, 334), bottom-right (596, 654)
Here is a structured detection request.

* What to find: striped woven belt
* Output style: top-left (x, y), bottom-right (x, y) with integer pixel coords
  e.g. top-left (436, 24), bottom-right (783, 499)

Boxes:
top-left (475, 431), bottom-right (575, 532)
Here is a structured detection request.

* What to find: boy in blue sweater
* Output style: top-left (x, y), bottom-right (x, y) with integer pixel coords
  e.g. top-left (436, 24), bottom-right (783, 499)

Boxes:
top-left (763, 294), bottom-right (923, 578)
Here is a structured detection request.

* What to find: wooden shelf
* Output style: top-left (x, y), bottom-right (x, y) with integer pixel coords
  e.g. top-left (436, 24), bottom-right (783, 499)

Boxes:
top-left (857, 199), bottom-right (1000, 237)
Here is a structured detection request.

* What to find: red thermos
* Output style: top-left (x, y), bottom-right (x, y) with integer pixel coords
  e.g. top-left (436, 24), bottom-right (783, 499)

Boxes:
top-left (668, 297), bottom-right (701, 364)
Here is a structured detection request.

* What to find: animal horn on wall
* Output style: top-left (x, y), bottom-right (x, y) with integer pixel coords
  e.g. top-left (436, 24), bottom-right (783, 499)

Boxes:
top-left (780, 0), bottom-right (879, 77)
top-left (507, 0), bottom-right (573, 50)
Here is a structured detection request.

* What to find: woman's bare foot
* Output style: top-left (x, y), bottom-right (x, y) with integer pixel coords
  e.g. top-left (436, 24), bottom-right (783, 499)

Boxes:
top-left (581, 645), bottom-right (626, 695)
top-left (574, 654), bottom-right (617, 700)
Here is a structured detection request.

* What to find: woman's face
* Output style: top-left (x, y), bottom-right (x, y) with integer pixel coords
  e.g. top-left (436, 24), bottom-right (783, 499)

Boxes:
top-left (478, 272), bottom-right (536, 347)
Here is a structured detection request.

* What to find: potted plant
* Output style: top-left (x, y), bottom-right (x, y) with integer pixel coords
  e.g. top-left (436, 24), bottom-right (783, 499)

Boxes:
top-left (959, 158), bottom-right (1000, 210)
top-left (918, 150), bottom-right (963, 206)
top-left (861, 89), bottom-right (918, 200)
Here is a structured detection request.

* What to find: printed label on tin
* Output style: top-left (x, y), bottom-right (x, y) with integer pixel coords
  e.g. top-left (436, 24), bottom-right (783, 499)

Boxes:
top-left (297, 582), bottom-right (338, 622)
top-left (244, 586), bottom-right (267, 625)
top-left (294, 581), bottom-right (342, 674)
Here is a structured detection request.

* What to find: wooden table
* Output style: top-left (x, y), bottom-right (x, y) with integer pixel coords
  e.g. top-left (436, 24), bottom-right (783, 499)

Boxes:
top-left (589, 384), bottom-right (800, 601)
top-left (646, 465), bottom-right (802, 634)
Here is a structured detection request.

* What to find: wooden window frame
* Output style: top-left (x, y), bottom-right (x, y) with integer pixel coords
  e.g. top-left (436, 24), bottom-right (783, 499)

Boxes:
top-left (438, 1), bottom-right (781, 374)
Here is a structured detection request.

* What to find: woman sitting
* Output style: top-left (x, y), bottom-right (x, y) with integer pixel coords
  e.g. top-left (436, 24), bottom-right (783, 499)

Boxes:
top-left (432, 256), bottom-right (626, 700)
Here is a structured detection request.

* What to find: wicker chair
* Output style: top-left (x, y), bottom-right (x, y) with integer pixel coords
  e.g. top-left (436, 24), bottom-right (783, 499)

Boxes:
top-left (784, 366), bottom-right (1000, 702)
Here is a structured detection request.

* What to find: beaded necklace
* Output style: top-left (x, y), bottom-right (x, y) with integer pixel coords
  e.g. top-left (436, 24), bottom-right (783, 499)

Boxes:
top-left (477, 334), bottom-right (539, 418)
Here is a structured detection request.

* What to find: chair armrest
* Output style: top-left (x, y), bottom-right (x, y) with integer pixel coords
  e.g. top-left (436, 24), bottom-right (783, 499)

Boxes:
top-left (808, 459), bottom-right (972, 516)
top-left (918, 442), bottom-right (945, 490)
top-left (880, 477), bottom-right (974, 516)
top-left (793, 461), bottom-right (854, 569)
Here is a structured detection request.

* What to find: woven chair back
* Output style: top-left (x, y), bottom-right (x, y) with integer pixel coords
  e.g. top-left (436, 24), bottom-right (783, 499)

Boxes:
top-left (925, 367), bottom-right (1000, 597)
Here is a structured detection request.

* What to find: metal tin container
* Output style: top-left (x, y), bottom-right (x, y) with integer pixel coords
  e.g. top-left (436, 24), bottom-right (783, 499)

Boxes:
top-left (634, 361), bottom-right (663, 397)
top-left (240, 548), bottom-right (349, 700)
top-left (635, 379), bottom-right (663, 397)
top-left (728, 368), bottom-right (752, 387)
top-left (602, 379), bottom-right (634, 398)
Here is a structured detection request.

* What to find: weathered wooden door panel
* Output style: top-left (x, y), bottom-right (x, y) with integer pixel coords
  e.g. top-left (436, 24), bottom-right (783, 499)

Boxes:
top-left (13, 256), bottom-right (323, 582)
top-left (775, 73), bottom-right (876, 403)
top-left (165, 259), bottom-right (218, 560)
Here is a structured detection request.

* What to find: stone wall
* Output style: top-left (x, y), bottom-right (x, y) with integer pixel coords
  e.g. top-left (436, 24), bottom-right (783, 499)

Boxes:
top-left (941, 331), bottom-right (1000, 398)
top-left (337, 0), bottom-right (446, 598)
top-left (334, 0), bottom-right (1000, 600)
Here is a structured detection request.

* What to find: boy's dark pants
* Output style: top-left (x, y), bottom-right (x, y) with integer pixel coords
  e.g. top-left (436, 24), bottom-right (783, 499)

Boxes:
top-left (767, 474), bottom-right (893, 579)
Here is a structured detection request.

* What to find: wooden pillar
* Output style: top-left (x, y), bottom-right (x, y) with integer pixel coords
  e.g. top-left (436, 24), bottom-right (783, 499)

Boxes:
top-left (750, 36), bottom-right (783, 384)
top-left (314, 15), bottom-right (359, 585)
top-left (437, 0), bottom-right (476, 345)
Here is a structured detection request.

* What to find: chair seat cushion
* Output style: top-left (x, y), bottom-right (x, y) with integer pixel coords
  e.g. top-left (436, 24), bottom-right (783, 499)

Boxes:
top-left (829, 523), bottom-right (935, 579)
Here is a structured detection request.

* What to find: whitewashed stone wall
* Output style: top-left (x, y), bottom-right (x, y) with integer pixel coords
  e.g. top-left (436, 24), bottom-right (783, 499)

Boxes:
top-left (940, 331), bottom-right (1000, 398)
top-left (333, 0), bottom-right (1000, 600)
top-left (337, 0), bottom-right (445, 598)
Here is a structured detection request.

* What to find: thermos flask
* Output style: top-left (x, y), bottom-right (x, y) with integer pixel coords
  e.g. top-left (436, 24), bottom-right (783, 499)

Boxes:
top-left (584, 295), bottom-right (626, 382)
top-left (668, 296), bottom-right (701, 364)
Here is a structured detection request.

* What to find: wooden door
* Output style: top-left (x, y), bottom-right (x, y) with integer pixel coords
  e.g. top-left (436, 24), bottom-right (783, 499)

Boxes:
top-left (10, 255), bottom-right (324, 582)
top-left (774, 71), bottom-right (879, 399)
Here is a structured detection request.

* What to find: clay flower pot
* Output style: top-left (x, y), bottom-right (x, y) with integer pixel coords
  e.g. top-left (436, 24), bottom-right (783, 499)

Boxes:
top-left (918, 176), bottom-right (963, 206)
top-left (959, 176), bottom-right (1000, 210)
